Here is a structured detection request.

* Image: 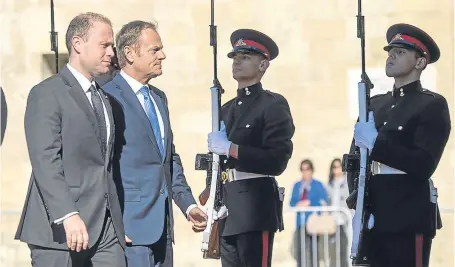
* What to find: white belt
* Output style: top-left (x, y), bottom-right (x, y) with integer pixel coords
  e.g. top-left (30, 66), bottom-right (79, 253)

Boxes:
top-left (371, 161), bottom-right (407, 175)
top-left (226, 169), bottom-right (272, 182)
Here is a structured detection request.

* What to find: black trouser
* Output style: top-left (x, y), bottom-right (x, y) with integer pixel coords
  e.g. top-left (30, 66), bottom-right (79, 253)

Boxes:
top-left (369, 231), bottom-right (432, 267)
top-left (221, 231), bottom-right (274, 267)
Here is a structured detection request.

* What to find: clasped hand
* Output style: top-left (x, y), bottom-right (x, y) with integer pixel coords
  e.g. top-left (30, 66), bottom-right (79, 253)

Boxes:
top-left (208, 121), bottom-right (231, 156)
top-left (354, 111), bottom-right (378, 150)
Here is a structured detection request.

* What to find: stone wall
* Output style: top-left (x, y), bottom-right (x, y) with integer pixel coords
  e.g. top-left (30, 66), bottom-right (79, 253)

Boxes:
top-left (1, 0), bottom-right (453, 266)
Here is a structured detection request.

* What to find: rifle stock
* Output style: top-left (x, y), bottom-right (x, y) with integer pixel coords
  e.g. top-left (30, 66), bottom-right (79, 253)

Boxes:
top-left (202, 220), bottom-right (221, 259)
top-left (199, 186), bottom-right (210, 206)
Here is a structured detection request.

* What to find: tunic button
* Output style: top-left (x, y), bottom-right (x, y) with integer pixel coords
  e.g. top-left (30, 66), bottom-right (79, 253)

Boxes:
top-left (398, 126), bottom-right (403, 130)
top-left (383, 122), bottom-right (387, 125)
top-left (246, 124), bottom-right (250, 128)
top-left (238, 101), bottom-right (242, 105)
top-left (391, 105), bottom-right (395, 108)
top-left (160, 189), bottom-right (165, 194)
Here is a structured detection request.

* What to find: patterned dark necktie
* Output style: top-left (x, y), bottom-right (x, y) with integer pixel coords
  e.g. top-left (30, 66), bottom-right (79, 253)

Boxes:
top-left (89, 85), bottom-right (107, 158)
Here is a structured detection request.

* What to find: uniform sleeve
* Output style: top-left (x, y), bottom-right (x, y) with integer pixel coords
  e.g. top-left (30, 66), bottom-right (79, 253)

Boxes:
top-left (237, 96), bottom-right (295, 176)
top-left (25, 86), bottom-right (78, 223)
top-left (370, 97), bottom-right (451, 180)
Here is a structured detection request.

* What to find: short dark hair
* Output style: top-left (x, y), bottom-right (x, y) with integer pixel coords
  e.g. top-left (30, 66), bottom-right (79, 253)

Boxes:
top-left (65, 12), bottom-right (112, 55)
top-left (300, 159), bottom-right (314, 172)
top-left (115, 20), bottom-right (158, 68)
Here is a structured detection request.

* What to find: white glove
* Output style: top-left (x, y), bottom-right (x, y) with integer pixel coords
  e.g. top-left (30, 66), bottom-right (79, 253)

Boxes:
top-left (208, 121), bottom-right (232, 156)
top-left (213, 205), bottom-right (228, 221)
top-left (354, 111), bottom-right (378, 150)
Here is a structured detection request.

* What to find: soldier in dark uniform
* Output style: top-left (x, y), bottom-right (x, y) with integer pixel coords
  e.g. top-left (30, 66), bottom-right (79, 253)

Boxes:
top-left (351, 23), bottom-right (451, 267)
top-left (207, 29), bottom-right (295, 267)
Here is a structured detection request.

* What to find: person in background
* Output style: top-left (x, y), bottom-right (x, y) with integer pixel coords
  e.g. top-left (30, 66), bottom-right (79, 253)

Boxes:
top-left (326, 158), bottom-right (350, 267)
top-left (290, 159), bottom-right (328, 267)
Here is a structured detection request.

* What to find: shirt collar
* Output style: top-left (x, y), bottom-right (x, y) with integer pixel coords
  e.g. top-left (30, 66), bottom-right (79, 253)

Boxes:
top-left (66, 63), bottom-right (95, 92)
top-left (392, 80), bottom-right (421, 98)
top-left (120, 70), bottom-right (148, 94)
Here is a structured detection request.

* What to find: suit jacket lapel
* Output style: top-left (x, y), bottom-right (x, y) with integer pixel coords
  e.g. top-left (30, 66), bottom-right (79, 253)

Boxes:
top-left (60, 66), bottom-right (102, 147)
top-left (149, 88), bottom-right (168, 161)
top-left (113, 74), bottom-right (162, 158)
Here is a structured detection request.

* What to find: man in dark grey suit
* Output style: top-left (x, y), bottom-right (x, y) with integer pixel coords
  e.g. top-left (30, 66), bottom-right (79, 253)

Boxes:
top-left (15, 12), bottom-right (126, 267)
top-left (103, 20), bottom-right (207, 267)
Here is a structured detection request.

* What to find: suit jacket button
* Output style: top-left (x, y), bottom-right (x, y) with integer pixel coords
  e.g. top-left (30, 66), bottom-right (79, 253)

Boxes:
top-left (398, 126), bottom-right (403, 130)
top-left (160, 189), bottom-right (165, 194)
top-left (104, 193), bottom-right (108, 198)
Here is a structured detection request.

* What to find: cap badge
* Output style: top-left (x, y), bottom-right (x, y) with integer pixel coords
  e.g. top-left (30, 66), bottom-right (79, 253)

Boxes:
top-left (392, 33), bottom-right (404, 41)
top-left (235, 38), bottom-right (246, 47)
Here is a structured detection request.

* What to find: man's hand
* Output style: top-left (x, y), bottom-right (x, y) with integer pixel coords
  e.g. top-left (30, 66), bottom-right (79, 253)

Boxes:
top-left (63, 214), bottom-right (89, 252)
top-left (354, 111), bottom-right (378, 150)
top-left (125, 235), bottom-right (132, 243)
top-left (297, 200), bottom-right (310, 207)
top-left (188, 207), bottom-right (207, 233)
top-left (208, 121), bottom-right (232, 156)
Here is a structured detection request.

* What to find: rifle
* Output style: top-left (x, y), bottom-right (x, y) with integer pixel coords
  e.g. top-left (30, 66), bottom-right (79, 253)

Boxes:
top-left (50, 0), bottom-right (58, 73)
top-left (194, 0), bottom-right (224, 259)
top-left (342, 0), bottom-right (374, 265)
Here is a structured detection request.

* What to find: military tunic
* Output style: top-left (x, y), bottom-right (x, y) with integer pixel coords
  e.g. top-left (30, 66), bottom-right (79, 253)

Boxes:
top-left (220, 82), bottom-right (295, 236)
top-left (347, 80), bottom-right (451, 267)
top-left (218, 82), bottom-right (294, 267)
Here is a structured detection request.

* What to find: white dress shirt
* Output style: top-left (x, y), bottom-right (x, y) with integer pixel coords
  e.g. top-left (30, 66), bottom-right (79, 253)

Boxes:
top-left (54, 64), bottom-right (111, 224)
top-left (119, 70), bottom-right (197, 218)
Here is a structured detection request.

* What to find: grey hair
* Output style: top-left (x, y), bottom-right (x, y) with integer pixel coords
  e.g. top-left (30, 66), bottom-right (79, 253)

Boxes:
top-left (65, 12), bottom-right (112, 55)
top-left (116, 20), bottom-right (158, 68)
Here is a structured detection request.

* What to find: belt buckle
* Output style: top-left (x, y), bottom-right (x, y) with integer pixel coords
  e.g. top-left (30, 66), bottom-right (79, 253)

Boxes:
top-left (371, 161), bottom-right (381, 175)
top-left (221, 171), bottom-right (229, 184)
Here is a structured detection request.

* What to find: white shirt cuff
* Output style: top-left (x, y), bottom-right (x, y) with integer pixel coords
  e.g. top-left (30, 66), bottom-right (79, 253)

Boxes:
top-left (54, 211), bottom-right (79, 225)
top-left (186, 204), bottom-right (198, 220)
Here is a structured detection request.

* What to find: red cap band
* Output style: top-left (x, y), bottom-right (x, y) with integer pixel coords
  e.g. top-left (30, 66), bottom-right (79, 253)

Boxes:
top-left (235, 39), bottom-right (270, 60)
top-left (393, 34), bottom-right (430, 61)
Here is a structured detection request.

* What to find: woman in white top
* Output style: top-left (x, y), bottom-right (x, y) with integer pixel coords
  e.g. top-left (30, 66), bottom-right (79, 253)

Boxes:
top-left (326, 158), bottom-right (350, 267)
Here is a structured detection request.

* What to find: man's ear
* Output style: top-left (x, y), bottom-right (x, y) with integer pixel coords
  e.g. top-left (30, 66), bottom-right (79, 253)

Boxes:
top-left (259, 59), bottom-right (270, 72)
top-left (415, 57), bottom-right (427, 70)
top-left (72, 36), bottom-right (83, 54)
top-left (124, 45), bottom-right (136, 64)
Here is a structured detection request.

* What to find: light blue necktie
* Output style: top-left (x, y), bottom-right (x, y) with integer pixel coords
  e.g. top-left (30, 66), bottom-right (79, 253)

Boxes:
top-left (139, 86), bottom-right (165, 158)
top-left (140, 86), bottom-right (168, 196)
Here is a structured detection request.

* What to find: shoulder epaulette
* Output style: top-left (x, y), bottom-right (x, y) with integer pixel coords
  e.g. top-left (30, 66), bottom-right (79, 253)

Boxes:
top-left (420, 88), bottom-right (436, 97)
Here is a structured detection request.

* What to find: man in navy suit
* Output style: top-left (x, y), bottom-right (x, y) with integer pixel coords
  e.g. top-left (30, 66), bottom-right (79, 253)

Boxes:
top-left (103, 20), bottom-right (207, 267)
